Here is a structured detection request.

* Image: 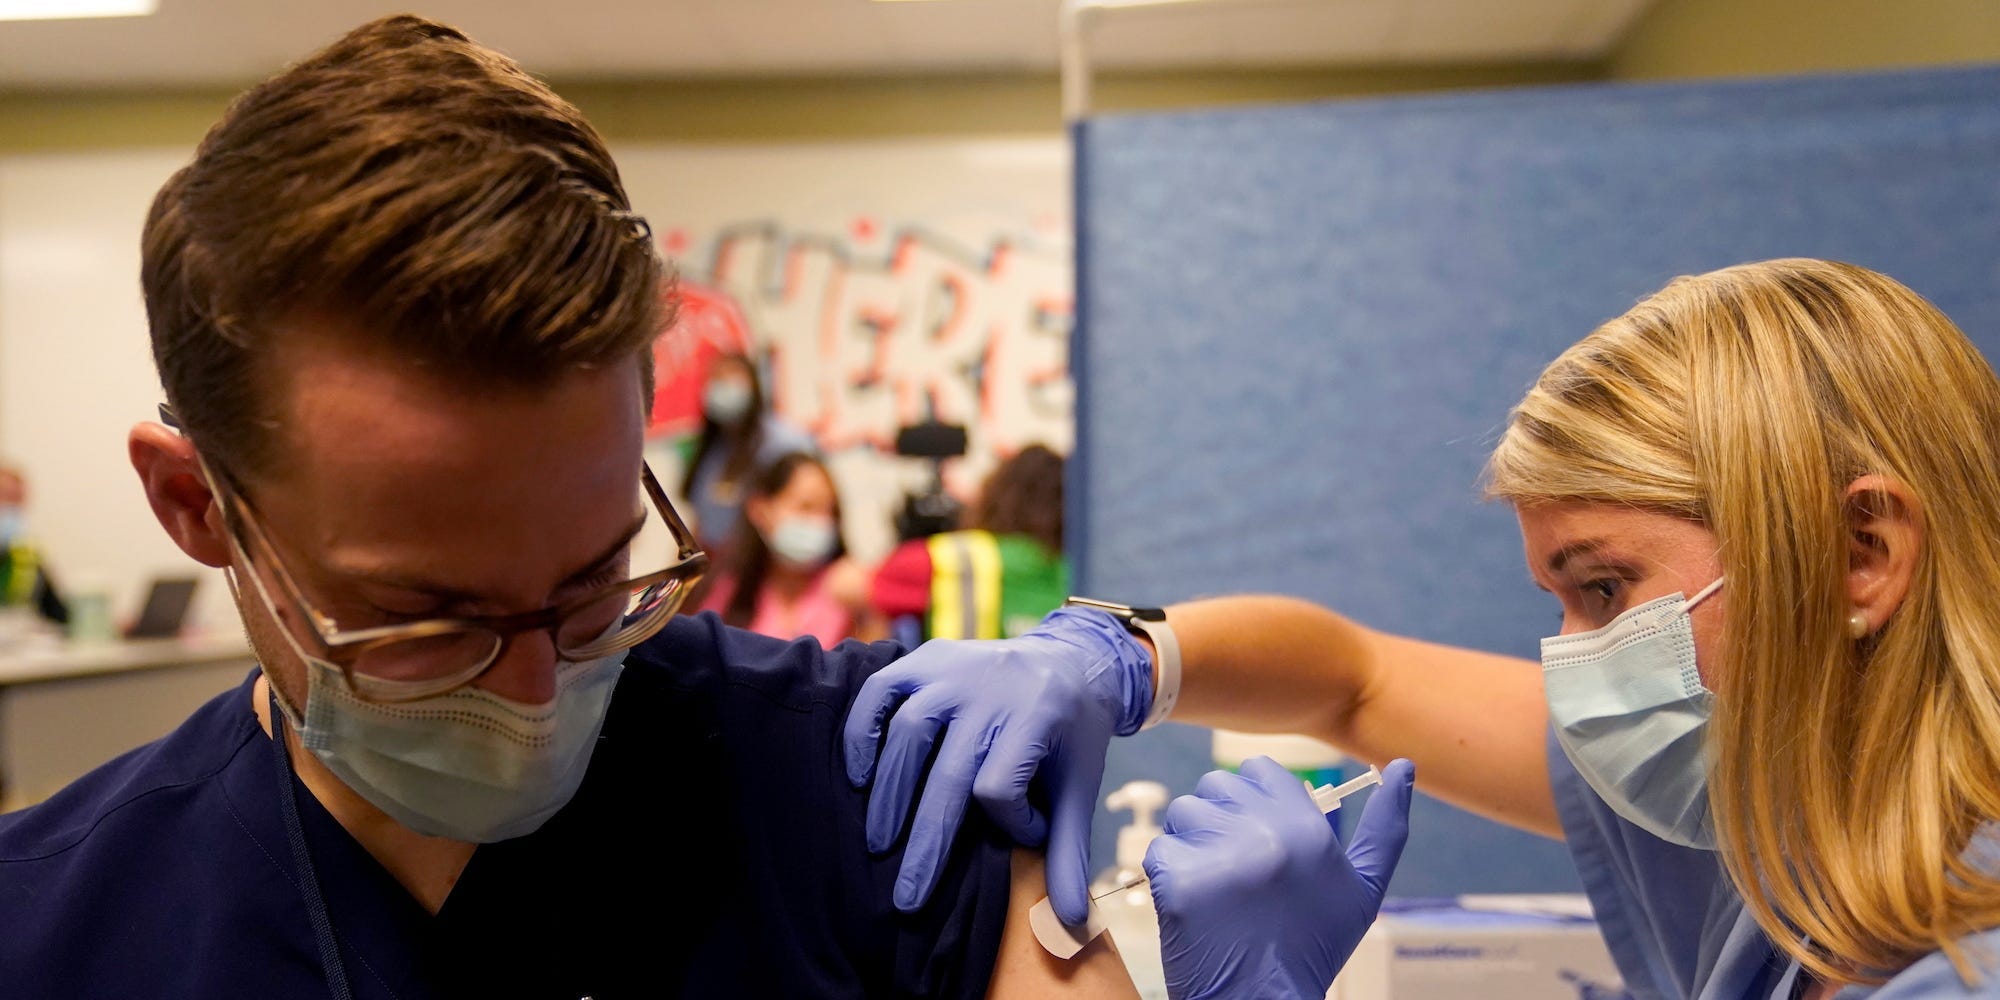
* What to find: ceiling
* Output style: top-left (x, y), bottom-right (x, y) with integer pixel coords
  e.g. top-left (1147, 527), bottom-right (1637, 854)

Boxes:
top-left (0, 0), bottom-right (1660, 89)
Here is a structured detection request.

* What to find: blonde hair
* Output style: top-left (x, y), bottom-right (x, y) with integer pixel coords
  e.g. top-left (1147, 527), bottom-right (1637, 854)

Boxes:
top-left (1487, 259), bottom-right (2000, 983)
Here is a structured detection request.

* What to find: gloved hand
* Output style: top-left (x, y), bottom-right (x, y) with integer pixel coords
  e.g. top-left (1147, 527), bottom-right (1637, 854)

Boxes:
top-left (843, 606), bottom-right (1153, 921)
top-left (1145, 756), bottom-right (1416, 1000)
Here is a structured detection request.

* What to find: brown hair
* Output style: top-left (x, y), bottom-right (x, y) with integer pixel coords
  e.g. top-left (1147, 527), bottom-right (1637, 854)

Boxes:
top-left (141, 14), bottom-right (670, 481)
top-left (966, 444), bottom-right (1064, 554)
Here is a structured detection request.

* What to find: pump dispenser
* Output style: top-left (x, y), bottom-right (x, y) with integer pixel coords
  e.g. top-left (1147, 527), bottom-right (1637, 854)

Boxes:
top-left (1100, 780), bottom-right (1168, 890)
top-left (1094, 780), bottom-right (1170, 999)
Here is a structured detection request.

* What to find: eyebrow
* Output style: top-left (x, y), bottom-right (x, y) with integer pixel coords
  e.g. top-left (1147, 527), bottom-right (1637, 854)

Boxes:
top-left (1546, 539), bottom-right (1611, 575)
top-left (337, 512), bottom-right (650, 603)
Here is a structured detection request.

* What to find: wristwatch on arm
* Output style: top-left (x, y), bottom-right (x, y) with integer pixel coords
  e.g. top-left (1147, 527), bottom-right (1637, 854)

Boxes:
top-left (1061, 597), bottom-right (1180, 729)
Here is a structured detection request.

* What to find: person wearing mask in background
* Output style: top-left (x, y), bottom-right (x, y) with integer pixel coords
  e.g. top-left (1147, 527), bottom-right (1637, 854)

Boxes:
top-left (861, 443), bottom-right (1069, 645)
top-left (700, 451), bottom-right (854, 647)
top-left (679, 351), bottom-right (815, 562)
top-left (0, 464), bottom-right (67, 628)
top-left (847, 259), bottom-right (2000, 998)
top-left (0, 17), bottom-right (1143, 998)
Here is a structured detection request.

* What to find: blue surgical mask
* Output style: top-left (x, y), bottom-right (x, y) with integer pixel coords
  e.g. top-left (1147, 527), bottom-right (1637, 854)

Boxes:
top-left (267, 618), bottom-right (626, 843)
top-left (0, 507), bottom-right (25, 545)
top-left (702, 380), bottom-right (753, 425)
top-left (767, 515), bottom-right (837, 569)
top-left (1541, 577), bottom-right (1724, 850)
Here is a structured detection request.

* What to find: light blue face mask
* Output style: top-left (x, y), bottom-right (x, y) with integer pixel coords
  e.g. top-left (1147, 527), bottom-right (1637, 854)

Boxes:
top-left (0, 507), bottom-right (25, 545)
top-left (1541, 577), bottom-right (1724, 850)
top-left (767, 515), bottom-right (837, 568)
top-left (702, 380), bottom-right (753, 425)
top-left (269, 620), bottom-right (627, 843)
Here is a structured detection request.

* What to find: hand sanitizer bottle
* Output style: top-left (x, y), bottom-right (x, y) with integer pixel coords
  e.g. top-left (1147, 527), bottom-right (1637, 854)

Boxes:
top-left (1092, 779), bottom-right (1170, 1000)
top-left (1210, 729), bottom-right (1355, 835)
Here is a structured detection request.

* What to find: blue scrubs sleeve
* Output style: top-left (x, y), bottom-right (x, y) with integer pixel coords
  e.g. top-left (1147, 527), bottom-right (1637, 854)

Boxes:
top-left (634, 612), bottom-right (1015, 999)
top-left (1862, 941), bottom-right (2000, 998)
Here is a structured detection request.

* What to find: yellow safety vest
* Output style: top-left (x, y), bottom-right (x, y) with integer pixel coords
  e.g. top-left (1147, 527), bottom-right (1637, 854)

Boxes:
top-left (5, 542), bottom-right (38, 606)
top-left (927, 529), bottom-right (1005, 640)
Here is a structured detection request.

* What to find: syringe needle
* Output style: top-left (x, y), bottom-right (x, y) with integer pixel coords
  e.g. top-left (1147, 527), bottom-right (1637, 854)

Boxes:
top-left (1091, 871), bottom-right (1148, 902)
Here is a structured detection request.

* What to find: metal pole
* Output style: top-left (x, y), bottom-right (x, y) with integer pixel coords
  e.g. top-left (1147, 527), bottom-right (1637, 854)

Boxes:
top-left (1058, 0), bottom-right (1094, 122)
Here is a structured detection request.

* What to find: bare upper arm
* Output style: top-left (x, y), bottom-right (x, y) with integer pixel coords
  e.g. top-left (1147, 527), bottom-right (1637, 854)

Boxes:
top-left (985, 848), bottom-right (1140, 1000)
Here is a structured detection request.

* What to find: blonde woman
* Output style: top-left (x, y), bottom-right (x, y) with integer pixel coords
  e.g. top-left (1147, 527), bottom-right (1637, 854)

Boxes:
top-left (849, 258), bottom-right (2000, 997)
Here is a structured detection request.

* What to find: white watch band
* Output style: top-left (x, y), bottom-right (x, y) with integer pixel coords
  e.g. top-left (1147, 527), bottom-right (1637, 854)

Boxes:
top-left (1131, 614), bottom-right (1180, 730)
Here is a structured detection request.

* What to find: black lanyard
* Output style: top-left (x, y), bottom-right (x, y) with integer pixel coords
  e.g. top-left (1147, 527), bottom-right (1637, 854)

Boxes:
top-left (269, 686), bottom-right (356, 1000)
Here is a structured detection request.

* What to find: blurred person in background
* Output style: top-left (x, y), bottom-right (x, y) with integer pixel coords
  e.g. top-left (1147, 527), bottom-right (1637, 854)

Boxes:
top-left (701, 451), bottom-right (854, 646)
top-left (0, 464), bottom-right (67, 628)
top-left (678, 352), bottom-right (815, 561)
top-left (861, 444), bottom-right (1068, 645)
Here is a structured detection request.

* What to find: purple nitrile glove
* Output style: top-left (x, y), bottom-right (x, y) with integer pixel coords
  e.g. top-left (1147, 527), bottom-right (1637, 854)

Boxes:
top-left (1146, 756), bottom-right (1416, 1000)
top-left (842, 605), bottom-right (1152, 923)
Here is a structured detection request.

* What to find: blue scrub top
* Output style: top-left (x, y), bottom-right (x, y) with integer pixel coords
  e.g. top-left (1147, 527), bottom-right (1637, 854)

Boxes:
top-left (1549, 728), bottom-right (2000, 998)
top-left (0, 612), bottom-right (1013, 999)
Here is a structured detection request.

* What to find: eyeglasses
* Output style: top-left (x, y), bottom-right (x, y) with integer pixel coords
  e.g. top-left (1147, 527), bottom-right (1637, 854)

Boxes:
top-left (172, 407), bottom-right (708, 704)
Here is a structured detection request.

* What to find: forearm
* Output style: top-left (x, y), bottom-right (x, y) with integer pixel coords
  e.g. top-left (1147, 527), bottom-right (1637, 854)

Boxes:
top-left (1163, 595), bottom-right (1374, 739)
top-left (1159, 594), bottom-right (1561, 837)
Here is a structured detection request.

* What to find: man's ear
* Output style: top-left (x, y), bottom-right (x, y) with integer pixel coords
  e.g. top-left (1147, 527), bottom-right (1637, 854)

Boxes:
top-left (129, 422), bottom-right (231, 568)
top-left (1845, 474), bottom-right (1923, 638)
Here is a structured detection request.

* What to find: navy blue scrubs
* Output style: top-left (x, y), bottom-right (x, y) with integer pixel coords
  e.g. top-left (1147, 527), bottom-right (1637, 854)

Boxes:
top-left (0, 612), bottom-right (1014, 999)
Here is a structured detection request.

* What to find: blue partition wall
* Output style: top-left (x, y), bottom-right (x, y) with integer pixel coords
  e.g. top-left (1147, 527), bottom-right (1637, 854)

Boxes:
top-left (1071, 64), bottom-right (2000, 894)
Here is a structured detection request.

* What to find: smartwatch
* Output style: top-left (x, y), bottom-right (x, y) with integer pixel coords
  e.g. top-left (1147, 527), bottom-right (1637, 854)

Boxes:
top-left (1062, 597), bottom-right (1180, 730)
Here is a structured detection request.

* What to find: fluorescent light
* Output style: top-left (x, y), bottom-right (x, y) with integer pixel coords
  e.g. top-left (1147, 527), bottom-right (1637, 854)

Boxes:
top-left (0, 0), bottom-right (156, 21)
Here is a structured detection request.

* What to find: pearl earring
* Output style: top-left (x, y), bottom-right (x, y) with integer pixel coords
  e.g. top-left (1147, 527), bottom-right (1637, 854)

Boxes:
top-left (1847, 612), bottom-right (1869, 639)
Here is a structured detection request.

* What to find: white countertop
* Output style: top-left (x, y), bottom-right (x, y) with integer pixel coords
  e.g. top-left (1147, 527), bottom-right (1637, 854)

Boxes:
top-left (0, 631), bottom-right (256, 686)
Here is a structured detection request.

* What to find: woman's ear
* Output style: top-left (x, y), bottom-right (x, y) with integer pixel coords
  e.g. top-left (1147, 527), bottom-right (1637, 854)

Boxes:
top-left (129, 423), bottom-right (232, 568)
top-left (1844, 474), bottom-right (1922, 638)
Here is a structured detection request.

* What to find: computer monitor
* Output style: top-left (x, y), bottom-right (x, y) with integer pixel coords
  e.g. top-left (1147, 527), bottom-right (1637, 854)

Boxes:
top-left (123, 576), bottom-right (200, 640)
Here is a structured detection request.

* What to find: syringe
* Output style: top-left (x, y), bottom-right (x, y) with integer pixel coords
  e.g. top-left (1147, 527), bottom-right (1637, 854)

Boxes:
top-left (1030, 764), bottom-right (1384, 959)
